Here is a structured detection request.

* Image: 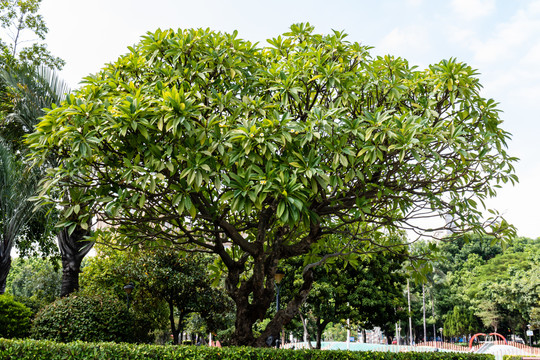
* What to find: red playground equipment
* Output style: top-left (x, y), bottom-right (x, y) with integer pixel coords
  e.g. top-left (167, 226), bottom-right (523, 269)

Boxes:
top-left (469, 333), bottom-right (507, 349)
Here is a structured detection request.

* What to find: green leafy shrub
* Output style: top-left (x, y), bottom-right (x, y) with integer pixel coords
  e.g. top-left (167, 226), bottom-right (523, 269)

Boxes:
top-left (32, 292), bottom-right (151, 343)
top-left (0, 294), bottom-right (32, 338)
top-left (0, 338), bottom-right (499, 360)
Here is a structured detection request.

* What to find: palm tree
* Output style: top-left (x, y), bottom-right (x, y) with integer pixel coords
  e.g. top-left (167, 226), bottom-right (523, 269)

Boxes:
top-left (1, 65), bottom-right (93, 296)
top-left (0, 141), bottom-right (38, 293)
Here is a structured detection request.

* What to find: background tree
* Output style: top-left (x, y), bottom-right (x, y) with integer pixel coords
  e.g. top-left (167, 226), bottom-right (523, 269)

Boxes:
top-left (0, 0), bottom-right (87, 297)
top-left (133, 249), bottom-right (233, 345)
top-left (0, 0), bottom-right (64, 69)
top-left (1, 0), bottom-right (63, 152)
top-left (79, 245), bottom-right (170, 343)
top-left (287, 246), bottom-right (407, 348)
top-left (463, 240), bottom-right (540, 337)
top-left (80, 245), bottom-right (232, 345)
top-left (0, 0), bottom-right (84, 297)
top-left (28, 24), bottom-right (517, 346)
top-left (5, 256), bottom-right (61, 313)
top-left (416, 236), bottom-right (540, 342)
top-left (443, 306), bottom-right (480, 339)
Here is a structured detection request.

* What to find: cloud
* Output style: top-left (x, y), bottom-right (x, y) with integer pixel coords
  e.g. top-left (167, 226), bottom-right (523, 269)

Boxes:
top-left (520, 39), bottom-right (540, 66)
top-left (451, 0), bottom-right (496, 20)
top-left (377, 26), bottom-right (431, 62)
top-left (471, 2), bottom-right (540, 64)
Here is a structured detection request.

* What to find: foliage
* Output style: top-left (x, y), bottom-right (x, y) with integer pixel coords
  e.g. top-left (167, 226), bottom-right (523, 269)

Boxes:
top-left (79, 249), bottom-right (170, 343)
top-left (0, 62), bottom-right (91, 298)
top-left (0, 294), bottom-right (32, 338)
top-left (79, 245), bottom-right (233, 344)
top-left (443, 306), bottom-right (480, 338)
top-left (0, 64), bottom-right (67, 297)
top-left (0, 0), bottom-right (64, 69)
top-left (0, 338), bottom-right (498, 360)
top-left (322, 322), bottom-right (349, 341)
top-left (0, 140), bottom-right (40, 294)
top-left (530, 304), bottom-right (540, 330)
top-left (413, 236), bottom-right (540, 342)
top-left (289, 246), bottom-right (407, 348)
top-left (435, 235), bottom-right (504, 274)
top-left (454, 238), bottom-right (540, 335)
top-left (134, 249), bottom-right (233, 344)
top-left (28, 23), bottom-right (517, 345)
top-left (32, 292), bottom-right (152, 343)
top-left (1, 64), bottom-right (70, 152)
top-left (5, 256), bottom-right (61, 313)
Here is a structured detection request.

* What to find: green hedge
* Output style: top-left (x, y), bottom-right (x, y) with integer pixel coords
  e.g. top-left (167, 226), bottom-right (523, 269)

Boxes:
top-left (0, 338), bottom-right (496, 360)
top-left (0, 295), bottom-right (32, 339)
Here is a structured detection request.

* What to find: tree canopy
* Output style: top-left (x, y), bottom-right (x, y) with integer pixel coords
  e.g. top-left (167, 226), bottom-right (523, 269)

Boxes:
top-left (80, 246), bottom-right (231, 345)
top-left (297, 249), bottom-right (407, 348)
top-left (0, 0), bottom-right (64, 69)
top-left (27, 24), bottom-right (517, 346)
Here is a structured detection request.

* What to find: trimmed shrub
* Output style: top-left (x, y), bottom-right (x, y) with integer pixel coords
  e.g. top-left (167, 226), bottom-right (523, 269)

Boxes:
top-left (0, 294), bottom-right (32, 338)
top-left (32, 292), bottom-right (150, 343)
top-left (0, 338), bottom-right (498, 360)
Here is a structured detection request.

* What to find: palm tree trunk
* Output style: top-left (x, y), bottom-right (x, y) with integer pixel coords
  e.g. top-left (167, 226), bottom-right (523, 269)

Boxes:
top-left (0, 250), bottom-right (11, 294)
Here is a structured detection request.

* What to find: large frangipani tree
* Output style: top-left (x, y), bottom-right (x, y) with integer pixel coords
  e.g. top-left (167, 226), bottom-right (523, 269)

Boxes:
top-left (28, 23), bottom-right (517, 346)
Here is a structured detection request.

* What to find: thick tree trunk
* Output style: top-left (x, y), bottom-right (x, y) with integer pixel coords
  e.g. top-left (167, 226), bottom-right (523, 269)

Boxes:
top-left (60, 261), bottom-right (80, 297)
top-left (219, 217), bottom-right (321, 347)
top-left (57, 226), bottom-right (92, 297)
top-left (0, 252), bottom-right (11, 294)
top-left (228, 267), bottom-right (315, 347)
top-left (229, 285), bottom-right (263, 346)
top-left (256, 269), bottom-right (315, 347)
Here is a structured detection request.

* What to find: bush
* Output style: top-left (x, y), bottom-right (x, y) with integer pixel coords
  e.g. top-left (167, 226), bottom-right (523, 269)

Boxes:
top-left (0, 294), bottom-right (32, 338)
top-left (32, 292), bottom-right (151, 343)
top-left (0, 338), bottom-right (499, 360)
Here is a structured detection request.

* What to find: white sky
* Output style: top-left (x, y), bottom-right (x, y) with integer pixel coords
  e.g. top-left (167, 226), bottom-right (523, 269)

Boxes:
top-left (33, 0), bottom-right (540, 239)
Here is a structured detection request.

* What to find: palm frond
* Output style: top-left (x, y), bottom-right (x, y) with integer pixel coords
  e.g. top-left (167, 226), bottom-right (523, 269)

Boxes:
top-left (1, 64), bottom-right (70, 133)
top-left (0, 141), bottom-right (39, 248)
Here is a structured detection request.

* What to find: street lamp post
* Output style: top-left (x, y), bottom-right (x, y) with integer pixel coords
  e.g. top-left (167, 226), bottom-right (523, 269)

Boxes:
top-left (123, 282), bottom-right (135, 310)
top-left (274, 270), bottom-right (285, 348)
top-left (439, 327), bottom-right (443, 343)
top-left (527, 324), bottom-right (533, 347)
